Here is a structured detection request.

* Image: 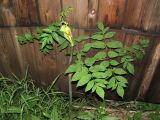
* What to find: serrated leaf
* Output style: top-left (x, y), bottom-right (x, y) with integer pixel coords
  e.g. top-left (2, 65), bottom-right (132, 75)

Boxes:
top-left (105, 32), bottom-right (116, 38)
top-left (110, 60), bottom-right (119, 66)
top-left (115, 48), bottom-right (127, 55)
top-left (106, 40), bottom-right (123, 48)
top-left (18, 36), bottom-right (25, 44)
top-left (100, 61), bottom-right (110, 68)
top-left (121, 55), bottom-right (133, 63)
top-left (117, 82), bottom-right (127, 87)
top-left (97, 22), bottom-right (104, 31)
top-left (116, 86), bottom-right (124, 98)
top-left (91, 84), bottom-right (97, 93)
top-left (40, 33), bottom-right (49, 38)
top-left (46, 45), bottom-right (53, 50)
top-left (76, 35), bottom-right (89, 42)
top-left (43, 28), bottom-right (52, 33)
top-left (92, 41), bottom-right (106, 49)
top-left (107, 77), bottom-right (116, 89)
top-left (77, 74), bottom-right (91, 87)
top-left (85, 80), bottom-right (94, 92)
top-left (72, 72), bottom-right (82, 81)
top-left (96, 83), bottom-right (106, 88)
top-left (96, 86), bottom-right (105, 99)
top-left (59, 41), bottom-right (68, 51)
top-left (102, 27), bottom-right (109, 34)
top-left (108, 51), bottom-right (119, 58)
top-left (94, 65), bottom-right (106, 72)
top-left (48, 25), bottom-right (57, 31)
top-left (42, 47), bottom-right (50, 54)
top-left (105, 69), bottom-right (112, 78)
top-left (94, 51), bottom-right (106, 60)
top-left (115, 76), bottom-right (128, 84)
top-left (92, 72), bottom-right (107, 78)
top-left (51, 32), bottom-right (60, 43)
top-left (65, 64), bottom-right (77, 73)
top-left (91, 34), bottom-right (104, 40)
top-left (127, 62), bottom-right (135, 74)
top-left (81, 67), bottom-right (89, 74)
top-left (113, 68), bottom-right (127, 75)
top-left (41, 38), bottom-right (47, 49)
top-left (123, 61), bottom-right (128, 68)
top-left (95, 79), bottom-right (108, 84)
top-left (25, 33), bottom-right (33, 42)
top-left (85, 58), bottom-right (96, 66)
top-left (82, 43), bottom-right (92, 52)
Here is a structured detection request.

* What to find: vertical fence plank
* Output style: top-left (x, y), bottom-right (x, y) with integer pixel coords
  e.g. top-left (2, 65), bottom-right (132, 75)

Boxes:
top-left (146, 60), bottom-right (160, 103)
top-left (123, 0), bottom-right (160, 33)
top-left (124, 35), bottom-right (153, 100)
top-left (0, 0), bottom-right (40, 26)
top-left (37, 0), bottom-right (61, 25)
top-left (16, 28), bottom-right (41, 83)
top-left (98, 0), bottom-right (126, 27)
top-left (138, 38), bottom-right (160, 100)
top-left (62, 0), bottom-right (77, 27)
top-left (62, 0), bottom-right (88, 28)
top-left (0, 28), bottom-right (23, 78)
top-left (88, 0), bottom-right (99, 28)
top-left (0, 0), bottom-right (16, 26)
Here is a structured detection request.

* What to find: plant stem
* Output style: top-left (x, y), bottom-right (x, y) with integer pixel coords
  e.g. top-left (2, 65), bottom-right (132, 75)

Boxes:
top-left (68, 46), bottom-right (74, 119)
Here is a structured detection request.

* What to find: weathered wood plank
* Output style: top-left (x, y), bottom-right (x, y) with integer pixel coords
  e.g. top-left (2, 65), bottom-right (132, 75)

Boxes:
top-left (0, 0), bottom-right (40, 26)
top-left (0, 28), bottom-right (23, 78)
top-left (123, 0), bottom-right (160, 33)
top-left (138, 38), bottom-right (160, 100)
top-left (145, 60), bottom-right (160, 103)
top-left (15, 28), bottom-right (41, 83)
top-left (62, 0), bottom-right (88, 28)
top-left (124, 34), bottom-right (152, 100)
top-left (37, 0), bottom-right (61, 25)
top-left (88, 0), bottom-right (99, 28)
top-left (98, 0), bottom-right (126, 27)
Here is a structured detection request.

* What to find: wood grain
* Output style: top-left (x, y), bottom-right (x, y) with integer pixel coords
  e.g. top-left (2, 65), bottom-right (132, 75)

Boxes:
top-left (0, 0), bottom-right (40, 26)
top-left (88, 0), bottom-right (98, 28)
top-left (138, 38), bottom-right (160, 100)
top-left (62, 0), bottom-right (88, 28)
top-left (37, 0), bottom-right (61, 25)
top-left (98, 0), bottom-right (126, 27)
top-left (123, 0), bottom-right (160, 33)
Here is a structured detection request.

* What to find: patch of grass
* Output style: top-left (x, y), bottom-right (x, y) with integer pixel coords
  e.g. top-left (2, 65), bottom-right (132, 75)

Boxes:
top-left (0, 71), bottom-right (82, 120)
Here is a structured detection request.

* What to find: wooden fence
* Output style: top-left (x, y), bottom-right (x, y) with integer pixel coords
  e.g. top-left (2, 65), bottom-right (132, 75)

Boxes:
top-left (0, 0), bottom-right (160, 103)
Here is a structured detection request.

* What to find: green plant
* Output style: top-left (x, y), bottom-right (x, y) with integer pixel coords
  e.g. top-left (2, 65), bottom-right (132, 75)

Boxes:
top-left (66, 22), bottom-right (149, 100)
top-left (18, 7), bottom-right (74, 54)
top-left (18, 7), bottom-right (77, 119)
